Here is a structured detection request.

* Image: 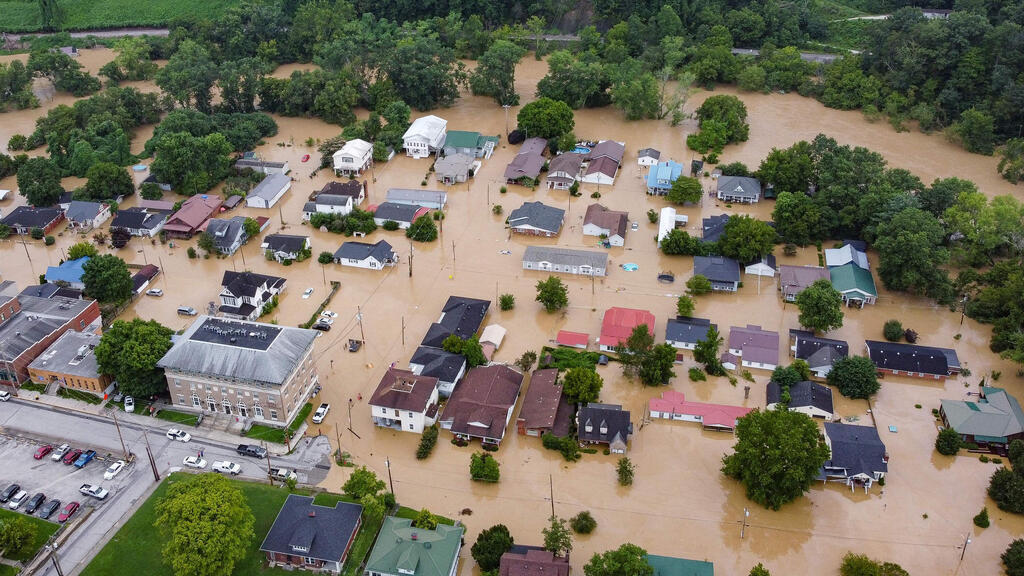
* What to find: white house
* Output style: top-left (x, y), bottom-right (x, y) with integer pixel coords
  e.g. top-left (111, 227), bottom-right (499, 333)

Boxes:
top-left (766, 380), bottom-right (834, 419)
top-left (409, 346), bottom-right (466, 398)
top-left (218, 271), bottom-right (286, 321)
top-left (657, 206), bottom-right (688, 245)
top-left (725, 325), bottom-right (780, 371)
top-left (261, 234), bottom-right (310, 263)
top-left (110, 207), bottom-right (168, 237)
top-left (332, 138), bottom-right (373, 176)
top-left (234, 158), bottom-right (290, 175)
top-left (303, 195), bottom-right (353, 220)
top-left (744, 254), bottom-right (777, 278)
top-left (246, 173), bottom-right (291, 209)
top-left (402, 115), bottom-right (447, 159)
top-left (583, 204), bottom-right (627, 246)
top-left (65, 201), bottom-right (111, 231)
top-left (637, 147), bottom-right (661, 167)
top-left (369, 368), bottom-right (440, 434)
top-left (332, 240), bottom-right (397, 270)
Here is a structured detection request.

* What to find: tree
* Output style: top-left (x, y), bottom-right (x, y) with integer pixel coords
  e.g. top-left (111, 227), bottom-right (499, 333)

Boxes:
top-left (583, 544), bottom-right (653, 576)
top-left (676, 295), bottom-right (694, 317)
top-left (722, 408), bottom-right (831, 509)
top-left (470, 452), bottom-right (500, 482)
top-left (686, 275), bottom-right (712, 295)
top-left (883, 320), bottom-right (903, 342)
top-left (515, 351), bottom-right (537, 373)
top-left (67, 241), bottom-right (98, 260)
top-left (694, 325), bottom-right (724, 374)
top-left (749, 564), bottom-right (771, 576)
top-left (951, 108), bottom-right (995, 155)
top-left (243, 217), bottom-right (261, 239)
top-left (152, 132), bottom-right (234, 194)
top-left (359, 493), bottom-right (386, 524)
top-left (81, 254), bottom-right (132, 303)
top-left (406, 215), bottom-right (438, 242)
top-left (570, 511), bottom-right (597, 534)
top-left (666, 176), bottom-right (702, 205)
top-left (795, 279), bottom-right (844, 333)
top-left (470, 41), bottom-right (526, 106)
top-left (343, 466), bottom-right (386, 500)
top-left (0, 515), bottom-right (36, 557)
top-left (197, 232), bottom-right (216, 254)
top-left (412, 508), bottom-right (438, 530)
top-left (38, 0), bottom-right (64, 31)
top-left (639, 344), bottom-right (676, 386)
top-left (919, 178), bottom-right (970, 217)
top-left (155, 473), bottom-right (254, 576)
top-left (772, 191), bottom-right (824, 245)
top-left (517, 97), bottom-right (575, 140)
top-left (718, 215), bottom-right (776, 263)
top-left (110, 36), bottom-right (157, 81)
top-left (536, 51), bottom-right (605, 109)
top-left (562, 367), bottom-right (602, 404)
top-left (617, 457), bottom-right (635, 486)
top-left (83, 162), bottom-right (134, 202)
top-left (694, 95), bottom-right (749, 144)
top-left (770, 365), bottom-right (802, 389)
top-left (535, 276), bottom-right (569, 312)
top-left (441, 335), bottom-right (486, 368)
top-left (472, 524), bottom-right (514, 572)
top-left (499, 294), bottom-right (515, 311)
top-left (95, 318), bottom-right (173, 397)
top-left (1004, 539), bottom-right (1024, 576)
top-left (874, 207), bottom-right (949, 298)
top-left (156, 40), bottom-right (218, 112)
top-left (840, 553), bottom-right (880, 576)
top-left (989, 468), bottom-right (1024, 513)
top-left (826, 356), bottom-right (880, 399)
top-left (974, 506), bottom-right (990, 528)
top-left (756, 141), bottom-right (813, 195)
top-left (616, 325), bottom-right (653, 378)
top-left (935, 428), bottom-right (962, 456)
top-left (380, 35), bottom-right (464, 111)
top-left (542, 516), bottom-right (573, 556)
top-left (999, 139), bottom-right (1024, 184)
top-left (17, 156), bottom-right (63, 207)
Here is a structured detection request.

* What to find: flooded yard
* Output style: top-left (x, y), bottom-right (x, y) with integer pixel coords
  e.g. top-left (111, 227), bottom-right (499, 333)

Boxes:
top-left (1, 48), bottom-right (1023, 575)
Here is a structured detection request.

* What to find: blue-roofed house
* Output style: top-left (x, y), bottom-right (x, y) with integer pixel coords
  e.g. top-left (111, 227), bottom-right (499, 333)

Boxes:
top-left (646, 160), bottom-right (684, 196)
top-left (45, 257), bottom-right (90, 290)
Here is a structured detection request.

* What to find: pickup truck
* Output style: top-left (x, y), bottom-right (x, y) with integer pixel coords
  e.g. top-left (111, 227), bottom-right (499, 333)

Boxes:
top-left (212, 461), bottom-right (241, 475)
top-left (236, 444), bottom-right (267, 459)
top-left (311, 403), bottom-right (330, 424)
top-left (79, 484), bottom-right (108, 500)
top-left (271, 468), bottom-right (297, 482)
top-left (73, 449), bottom-right (97, 468)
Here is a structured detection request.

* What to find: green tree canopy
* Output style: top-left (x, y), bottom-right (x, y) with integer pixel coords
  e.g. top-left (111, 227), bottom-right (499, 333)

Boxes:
top-left (342, 466), bottom-right (386, 500)
top-left (795, 279), bottom-right (844, 333)
top-left (826, 356), bottom-right (880, 399)
top-left (874, 207), bottom-right (950, 297)
top-left (1003, 539), bottom-right (1024, 576)
top-left (935, 428), bottom-right (962, 456)
top-left (0, 515), bottom-right (36, 557)
top-left (583, 544), bottom-right (653, 576)
top-left (152, 131), bottom-right (234, 194)
top-left (406, 215), bottom-right (438, 242)
top-left (82, 254), bottom-right (132, 304)
top-left (542, 516), bottom-right (573, 556)
top-left (470, 40), bottom-right (527, 106)
top-left (535, 276), bottom-right (569, 312)
top-left (517, 97), bottom-right (575, 140)
top-left (563, 367), bottom-right (603, 404)
top-left (95, 318), bottom-right (174, 397)
top-left (470, 452), bottom-right (500, 482)
top-left (472, 524), bottom-right (514, 572)
top-left (67, 241), bottom-right (98, 260)
top-left (666, 176), bottom-right (702, 205)
top-left (17, 156), bottom-right (63, 207)
top-left (772, 191), bottom-right (825, 246)
top-left (82, 162), bottom-right (134, 202)
top-left (676, 294), bottom-right (694, 317)
top-left (718, 215), bottom-right (776, 263)
top-left (695, 95), bottom-right (749, 144)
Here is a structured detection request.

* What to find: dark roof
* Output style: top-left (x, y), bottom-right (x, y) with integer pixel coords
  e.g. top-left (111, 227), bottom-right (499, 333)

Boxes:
top-left (373, 202), bottom-right (422, 223)
top-left (18, 284), bottom-right (60, 299)
top-left (1, 206), bottom-right (63, 229)
top-left (519, 138), bottom-right (549, 156)
top-left (500, 548), bottom-right (570, 576)
top-left (665, 316), bottom-right (715, 344)
top-left (584, 140), bottom-right (625, 163)
top-left (66, 201), bottom-right (105, 222)
top-left (333, 240), bottom-right (395, 263)
top-left (131, 264), bottom-right (160, 292)
top-left (508, 201), bottom-right (565, 234)
top-left (744, 254), bottom-right (777, 270)
top-left (221, 271), bottom-right (286, 298)
top-left (504, 153), bottom-right (545, 181)
top-left (584, 204), bottom-right (627, 238)
top-left (717, 175), bottom-right (761, 199)
top-left (548, 153), bottom-right (583, 176)
top-left (410, 346), bottom-right (466, 383)
top-left (223, 195), bottom-right (244, 209)
top-left (263, 234), bottom-right (308, 253)
top-left (701, 214), bottom-right (729, 242)
top-left (578, 403), bottom-right (632, 445)
top-left (637, 148), bottom-right (661, 160)
top-left (320, 181), bottom-right (364, 198)
top-left (259, 494), bottom-right (362, 562)
top-left (865, 340), bottom-right (954, 376)
top-left (586, 156), bottom-right (620, 178)
top-left (206, 217), bottom-right (246, 251)
top-left (789, 329), bottom-right (849, 368)
top-left (420, 296), bottom-right (490, 348)
top-left (823, 422), bottom-right (887, 477)
top-left (111, 207), bottom-right (168, 231)
top-left (517, 369), bottom-right (563, 431)
top-left (693, 256), bottom-right (741, 283)
top-left (369, 367), bottom-right (438, 412)
top-left (767, 380), bottom-right (833, 413)
top-left (440, 365), bottom-right (523, 440)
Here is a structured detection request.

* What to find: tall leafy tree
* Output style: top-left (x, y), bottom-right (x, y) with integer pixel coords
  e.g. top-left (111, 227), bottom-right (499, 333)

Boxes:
top-left (156, 40), bottom-right (218, 113)
top-left (82, 162), bottom-right (134, 202)
top-left (826, 356), bottom-right (880, 399)
top-left (517, 97), bottom-right (575, 140)
top-left (694, 95), bottom-right (749, 144)
top-left (342, 466), bottom-right (386, 500)
top-left (218, 58), bottom-right (268, 114)
top-left (718, 215), bottom-right (776, 263)
top-left (536, 50), bottom-right (605, 109)
top-left (874, 207), bottom-right (949, 297)
top-left (535, 276), bottom-right (569, 312)
top-left (584, 544), bottom-right (653, 576)
top-left (666, 176), bottom-right (702, 205)
top-left (81, 254), bottom-right (132, 304)
top-left (16, 156), bottom-right (62, 207)
top-left (772, 191), bottom-right (824, 245)
top-left (542, 516), bottom-right (573, 557)
top-left (470, 40), bottom-right (527, 106)
top-left (562, 368), bottom-right (602, 404)
top-left (95, 318), bottom-right (174, 397)
top-left (381, 35), bottom-right (464, 110)
top-left (795, 279), bottom-right (844, 333)
top-left (152, 132), bottom-right (234, 194)
top-left (472, 525), bottom-right (514, 572)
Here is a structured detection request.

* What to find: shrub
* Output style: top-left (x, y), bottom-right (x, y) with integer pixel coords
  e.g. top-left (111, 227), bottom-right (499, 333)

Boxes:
top-left (617, 457), bottom-right (635, 486)
top-left (883, 320), bottom-right (903, 342)
top-left (590, 191), bottom-right (601, 198)
top-left (570, 511), bottom-right (597, 534)
top-left (382, 220), bottom-right (400, 231)
top-left (980, 455), bottom-right (990, 463)
top-left (784, 243), bottom-right (798, 256)
top-left (686, 274), bottom-right (712, 295)
top-left (499, 293), bottom-right (515, 311)
top-left (542, 432), bottom-right (581, 462)
top-left (317, 251), bottom-right (334, 264)
top-left (8, 134), bottom-right (28, 150)
top-left (44, 235), bottom-right (55, 245)
top-left (30, 227), bottom-right (44, 240)
top-left (416, 424), bottom-right (439, 459)
top-left (935, 428), bottom-right (962, 455)
top-left (492, 204), bottom-right (503, 215)
top-left (187, 247), bottom-right (197, 259)
top-left (470, 452), bottom-right (500, 482)
top-left (688, 367), bottom-right (707, 382)
top-left (500, 186), bottom-right (507, 193)
top-left (973, 507), bottom-right (990, 528)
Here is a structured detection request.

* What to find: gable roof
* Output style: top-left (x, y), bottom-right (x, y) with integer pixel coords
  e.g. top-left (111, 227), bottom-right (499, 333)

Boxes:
top-left (779, 265), bottom-right (830, 297)
top-left (444, 130), bottom-right (496, 150)
top-left (45, 257), bottom-right (90, 285)
top-left (829, 263), bottom-right (877, 297)
top-left (504, 153), bottom-right (545, 181)
top-left (645, 554), bottom-right (714, 576)
top-left (166, 195), bottom-right (222, 230)
top-left (500, 548), bottom-right (570, 576)
top-left (386, 188), bottom-right (448, 207)
top-left (548, 153), bottom-right (583, 176)
top-left (333, 240), bottom-right (395, 263)
top-left (435, 153), bottom-right (475, 177)
top-left (585, 156), bottom-right (619, 179)
top-left (440, 365), bottom-right (523, 440)
top-left (1, 206), bottom-right (63, 229)
top-left (941, 387), bottom-right (1024, 440)
top-left (517, 369), bottom-right (563, 431)
top-left (334, 138), bottom-right (373, 159)
top-left (578, 403), bottom-right (632, 445)
top-left (584, 140), bottom-right (625, 163)
top-left (249, 173), bottom-right (291, 202)
top-left (522, 246), bottom-right (607, 269)
top-left (369, 367), bottom-right (439, 412)
top-left (221, 270), bottom-right (285, 298)
top-left (259, 494), bottom-right (362, 562)
top-left (665, 316), bottom-right (715, 345)
top-left (403, 115), bottom-right (447, 141)
top-left (789, 329), bottom-right (849, 368)
top-left (364, 517), bottom-right (463, 576)
top-left (637, 148), bottom-right (661, 160)
top-left (66, 200), bottom-right (105, 222)
top-left (693, 256), bottom-right (741, 283)
top-left (823, 422), bottom-right (887, 477)
top-left (584, 204), bottom-right (627, 238)
top-left (319, 180), bottom-right (364, 199)
top-left (646, 160), bottom-right (683, 189)
top-left (555, 330), bottom-right (588, 348)
top-left (716, 175), bottom-right (761, 199)
top-left (420, 296), bottom-right (490, 348)
top-left (519, 137), bottom-right (549, 156)
top-left (767, 380), bottom-right (834, 413)
top-left (649, 389), bottom-right (751, 429)
top-left (600, 307), bottom-right (655, 349)
top-left (508, 201), bottom-right (564, 233)
top-left (410, 346), bottom-right (466, 383)
top-left (137, 199), bottom-right (175, 211)
top-left (727, 325), bottom-right (779, 365)
top-left (701, 214), bottom-right (729, 242)
top-left (205, 216), bottom-right (247, 251)
top-left (865, 340), bottom-right (955, 376)
top-left (372, 202), bottom-right (427, 224)
top-left (263, 234), bottom-right (308, 254)
top-left (825, 243), bottom-right (870, 269)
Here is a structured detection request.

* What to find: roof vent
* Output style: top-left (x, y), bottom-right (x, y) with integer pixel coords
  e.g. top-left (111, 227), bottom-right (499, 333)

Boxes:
top-left (308, 511), bottom-right (316, 518)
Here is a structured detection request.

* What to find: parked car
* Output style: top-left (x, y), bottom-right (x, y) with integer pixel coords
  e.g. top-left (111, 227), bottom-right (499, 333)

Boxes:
top-left (0, 484), bottom-right (21, 503)
top-left (63, 449), bottom-right (83, 465)
top-left (317, 316), bottom-right (334, 325)
top-left (271, 468), bottom-right (297, 482)
top-left (0, 390), bottom-right (10, 401)
top-left (51, 443), bottom-right (70, 461)
top-left (146, 289), bottom-right (164, 297)
top-left (182, 456), bottom-right (207, 469)
top-left (212, 461), bottom-right (241, 475)
top-left (124, 396), bottom-right (135, 412)
top-left (312, 403), bottom-right (330, 424)
top-left (177, 306), bottom-right (197, 316)
top-left (58, 501), bottom-right (80, 523)
top-left (166, 429), bottom-right (191, 442)
top-left (236, 444), bottom-right (267, 459)
top-left (103, 460), bottom-right (125, 480)
top-left (39, 499), bottom-right (61, 520)
top-left (25, 493), bottom-right (45, 514)
top-left (302, 288), bottom-right (313, 299)
top-left (311, 322), bottom-right (330, 332)
top-left (74, 450), bottom-right (96, 468)
top-left (631, 221), bottom-right (639, 231)
top-left (8, 490), bottom-right (28, 509)
top-left (79, 484), bottom-right (108, 500)
top-left (320, 310), bottom-right (337, 319)
top-left (33, 444), bottom-right (53, 459)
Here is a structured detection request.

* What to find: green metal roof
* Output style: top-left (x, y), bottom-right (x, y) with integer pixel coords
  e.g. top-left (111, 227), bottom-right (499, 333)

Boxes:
top-left (829, 263), bottom-right (878, 297)
top-left (444, 130), bottom-right (484, 150)
top-left (646, 554), bottom-right (714, 576)
top-left (364, 517), bottom-right (463, 576)
top-left (941, 387), bottom-right (1024, 440)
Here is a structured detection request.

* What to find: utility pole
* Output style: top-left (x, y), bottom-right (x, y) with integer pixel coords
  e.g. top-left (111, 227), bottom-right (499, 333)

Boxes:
top-left (452, 241), bottom-right (456, 265)
top-left (142, 431), bottom-right (160, 482)
top-left (959, 533), bottom-right (972, 564)
top-left (740, 507), bottom-right (749, 539)
top-left (321, 263), bottom-right (326, 285)
top-left (548, 474), bottom-right (555, 518)
top-left (111, 411), bottom-right (128, 460)
top-left (264, 442), bottom-right (275, 486)
top-left (239, 245), bottom-right (247, 269)
top-left (401, 316), bottom-right (405, 346)
top-left (356, 306), bottom-right (365, 343)
top-left (47, 545), bottom-right (65, 576)
top-left (960, 294), bottom-right (968, 326)
top-left (502, 104), bottom-right (511, 137)
top-left (335, 422), bottom-right (342, 454)
top-left (385, 457), bottom-right (395, 496)
top-left (408, 243), bottom-right (413, 277)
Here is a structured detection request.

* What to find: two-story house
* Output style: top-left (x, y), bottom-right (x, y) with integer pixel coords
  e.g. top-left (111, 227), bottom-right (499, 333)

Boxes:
top-left (260, 494), bottom-right (362, 574)
top-left (218, 271), bottom-right (286, 322)
top-left (332, 139), bottom-right (373, 176)
top-left (402, 115), bottom-right (447, 158)
top-left (369, 368), bottom-right (440, 434)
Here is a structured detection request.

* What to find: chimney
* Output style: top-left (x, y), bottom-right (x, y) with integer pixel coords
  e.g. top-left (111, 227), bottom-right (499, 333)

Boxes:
top-left (308, 510), bottom-right (316, 518)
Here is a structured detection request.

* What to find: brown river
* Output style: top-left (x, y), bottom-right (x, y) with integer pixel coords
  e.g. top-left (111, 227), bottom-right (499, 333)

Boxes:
top-left (1, 48), bottom-right (1022, 575)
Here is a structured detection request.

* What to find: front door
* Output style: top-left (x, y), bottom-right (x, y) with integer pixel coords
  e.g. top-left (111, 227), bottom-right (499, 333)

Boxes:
top-left (208, 399), bottom-right (217, 412)
top-left (238, 404), bottom-right (248, 418)
top-left (222, 402), bottom-right (232, 415)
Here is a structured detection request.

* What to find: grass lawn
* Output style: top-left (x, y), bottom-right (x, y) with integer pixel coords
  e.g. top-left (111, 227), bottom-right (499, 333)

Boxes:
top-left (0, 508), bottom-right (60, 562)
top-left (539, 346), bottom-right (605, 371)
top-left (57, 387), bottom-right (103, 405)
top-left (154, 409), bottom-right (199, 427)
top-left (0, 0), bottom-right (241, 33)
top-left (0, 564), bottom-right (18, 576)
top-left (20, 382), bottom-right (46, 393)
top-left (243, 402), bottom-right (313, 444)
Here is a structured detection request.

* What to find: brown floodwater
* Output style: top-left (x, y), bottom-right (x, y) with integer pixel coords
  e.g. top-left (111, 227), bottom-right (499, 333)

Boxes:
top-left (1, 50), bottom-right (1023, 575)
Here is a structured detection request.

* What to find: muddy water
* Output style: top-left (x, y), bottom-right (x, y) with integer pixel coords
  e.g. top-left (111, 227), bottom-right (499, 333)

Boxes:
top-left (2, 53), bottom-right (1024, 575)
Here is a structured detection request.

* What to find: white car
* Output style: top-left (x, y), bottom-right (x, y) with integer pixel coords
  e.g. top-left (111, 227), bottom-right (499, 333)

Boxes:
top-left (311, 403), bottom-right (330, 424)
top-left (631, 221), bottom-right (639, 231)
top-left (103, 460), bottom-right (125, 480)
top-left (320, 310), bottom-right (337, 319)
top-left (0, 390), bottom-right (10, 402)
top-left (183, 456), bottom-right (207, 469)
top-left (124, 396), bottom-right (135, 412)
top-left (317, 316), bottom-right (334, 325)
top-left (212, 461), bottom-right (241, 475)
top-left (302, 288), bottom-right (313, 299)
top-left (51, 443), bottom-right (70, 461)
top-left (166, 429), bottom-right (191, 442)
top-left (145, 289), bottom-right (163, 297)
top-left (7, 490), bottom-right (27, 509)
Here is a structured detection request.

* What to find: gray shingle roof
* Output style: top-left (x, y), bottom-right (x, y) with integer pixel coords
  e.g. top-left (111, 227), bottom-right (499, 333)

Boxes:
top-left (259, 494), bottom-right (362, 563)
top-left (221, 271), bottom-right (285, 298)
top-left (578, 403), bottom-right (632, 446)
top-left (65, 201), bottom-right (104, 223)
top-left (717, 175), bottom-right (761, 199)
top-left (665, 316), bottom-right (715, 345)
top-left (522, 246), bottom-right (607, 269)
top-left (789, 329), bottom-right (849, 368)
top-left (263, 234), bottom-right (308, 254)
top-left (410, 346), bottom-right (466, 383)
top-left (373, 202), bottom-right (422, 223)
top-left (249, 173), bottom-right (291, 202)
top-left (767, 380), bottom-right (833, 413)
top-left (508, 201), bottom-right (564, 234)
top-left (701, 214), bottom-right (730, 242)
top-left (823, 422), bottom-right (887, 477)
top-left (693, 256), bottom-right (740, 283)
top-left (1, 206), bottom-right (63, 229)
top-left (333, 240), bottom-right (395, 263)
top-left (941, 387), bottom-right (1024, 439)
top-left (420, 296), bottom-right (490, 348)
top-left (865, 340), bottom-right (954, 376)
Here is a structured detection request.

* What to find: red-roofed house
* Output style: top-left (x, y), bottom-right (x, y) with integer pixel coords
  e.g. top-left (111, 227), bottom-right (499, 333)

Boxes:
top-left (598, 307), bottom-right (655, 352)
top-left (439, 365), bottom-right (524, 446)
top-left (648, 390), bottom-right (751, 431)
top-left (516, 369), bottom-right (571, 437)
top-left (163, 195), bottom-right (223, 238)
top-left (556, 330), bottom-right (588, 349)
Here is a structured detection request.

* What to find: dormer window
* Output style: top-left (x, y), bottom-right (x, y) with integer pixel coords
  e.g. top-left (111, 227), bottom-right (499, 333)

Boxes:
top-left (584, 420), bottom-right (593, 433)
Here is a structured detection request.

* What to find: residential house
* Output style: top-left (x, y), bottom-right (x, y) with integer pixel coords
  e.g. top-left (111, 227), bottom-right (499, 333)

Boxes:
top-left (402, 115), bottom-right (447, 158)
top-left (820, 422), bottom-right (888, 491)
top-left (500, 547), bottom-right (570, 576)
top-left (386, 188), bottom-right (447, 209)
top-left (864, 340), bottom-right (961, 380)
top-left (479, 324), bottom-right (506, 361)
top-left (27, 330), bottom-right (111, 397)
top-left (408, 346), bottom-right (466, 398)
top-left (157, 316), bottom-right (319, 425)
top-left (333, 240), bottom-right (397, 270)
top-left (234, 158), bottom-right (290, 175)
top-left (664, 316), bottom-right (715, 351)
top-left (364, 518), bottom-right (463, 576)
top-left (692, 256), bottom-right (741, 292)
top-left (434, 153), bottom-right (475, 185)
top-left (110, 207), bottom-right (168, 237)
top-left (516, 368), bottom-right (571, 437)
top-left (545, 153), bottom-right (583, 190)
top-left (369, 367), bottom-right (440, 433)
top-left (163, 194), bottom-right (222, 238)
top-left (646, 554), bottom-right (714, 576)
top-left (45, 257), bottom-right (90, 290)
top-left (262, 234), bottom-right (311, 263)
top-left (246, 173), bottom-right (291, 209)
top-left (140, 173), bottom-right (172, 192)
top-left (519, 137), bottom-right (548, 156)
top-left (578, 403), bottom-right (632, 453)
top-left (581, 141), bottom-right (625, 186)
top-left (57, 190), bottom-right (73, 211)
top-left (507, 201), bottom-right (564, 237)
top-left (766, 380), bottom-right (834, 419)
top-left (789, 329), bottom-right (848, 378)
top-left (0, 207), bottom-right (64, 235)
top-left (442, 130), bottom-right (498, 158)
top-left (0, 281), bottom-right (102, 387)
top-left (131, 264), bottom-right (160, 296)
top-left (522, 246), bottom-right (607, 277)
top-left (598, 307), bottom-right (655, 352)
top-left (420, 296), bottom-right (490, 349)
top-left (778, 265), bottom-right (830, 302)
top-left (656, 207), bottom-right (689, 245)
top-left (555, 331), bottom-right (588, 349)
top-left (219, 271), bottom-right (286, 321)
top-left (504, 152), bottom-right (545, 185)
top-left (259, 494), bottom-right (362, 574)
top-left (922, 8), bottom-right (953, 18)
top-left (303, 181), bottom-right (366, 220)
top-left (940, 387), bottom-right (1024, 449)
top-left (203, 217), bottom-right (247, 255)
top-left (649, 389), bottom-right (751, 431)
top-left (744, 254), bottom-right (777, 278)
top-left (715, 176), bottom-right (761, 203)
top-left (17, 284), bottom-right (62, 300)
top-left (645, 160), bottom-right (684, 195)
top-left (701, 214), bottom-right (729, 243)
top-left (332, 139), bottom-right (373, 176)
top-left (637, 148), bottom-right (660, 167)
top-left (137, 199), bottom-right (175, 211)
top-left (723, 325), bottom-right (779, 371)
top-left (825, 243), bottom-right (870, 269)
top-left (65, 201), bottom-right (110, 231)
top-left (370, 202), bottom-right (429, 229)
top-left (583, 204), bottom-right (628, 246)
top-left (830, 263), bottom-right (878, 306)
top-left (439, 364), bottom-right (524, 445)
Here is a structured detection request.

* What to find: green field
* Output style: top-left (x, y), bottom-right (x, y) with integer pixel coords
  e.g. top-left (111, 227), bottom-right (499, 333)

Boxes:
top-left (153, 408), bottom-right (199, 426)
top-left (243, 402), bottom-right (312, 444)
top-left (0, 0), bottom-right (241, 33)
top-left (0, 507), bottom-right (60, 562)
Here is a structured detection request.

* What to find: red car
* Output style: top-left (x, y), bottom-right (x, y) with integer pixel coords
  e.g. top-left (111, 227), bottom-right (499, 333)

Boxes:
top-left (57, 501), bottom-right (79, 523)
top-left (33, 445), bottom-right (53, 460)
top-left (62, 449), bottom-right (83, 465)
top-left (301, 154), bottom-right (310, 162)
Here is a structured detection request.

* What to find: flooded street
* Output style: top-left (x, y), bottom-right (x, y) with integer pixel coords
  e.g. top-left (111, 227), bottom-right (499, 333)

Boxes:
top-left (1, 49), bottom-right (1023, 575)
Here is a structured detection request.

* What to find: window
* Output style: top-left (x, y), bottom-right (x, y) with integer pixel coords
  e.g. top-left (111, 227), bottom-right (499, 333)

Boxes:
top-left (304, 557), bottom-right (316, 566)
top-left (270, 410), bottom-right (278, 420)
top-left (192, 394), bottom-right (201, 408)
top-left (408, 424), bottom-right (414, 430)
top-left (177, 395), bottom-right (184, 404)
top-left (174, 380), bottom-right (181, 388)
top-left (254, 404), bottom-right (264, 419)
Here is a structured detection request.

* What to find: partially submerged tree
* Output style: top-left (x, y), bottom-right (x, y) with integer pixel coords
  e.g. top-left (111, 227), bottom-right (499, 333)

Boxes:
top-left (795, 279), bottom-right (844, 334)
top-left (535, 276), bottom-right (569, 312)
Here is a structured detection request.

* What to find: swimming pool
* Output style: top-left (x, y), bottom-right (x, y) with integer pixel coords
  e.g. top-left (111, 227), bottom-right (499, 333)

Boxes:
top-left (573, 146), bottom-right (591, 154)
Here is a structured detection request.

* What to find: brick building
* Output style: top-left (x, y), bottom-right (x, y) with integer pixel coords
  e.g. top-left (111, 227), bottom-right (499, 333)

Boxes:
top-left (27, 331), bottom-right (111, 396)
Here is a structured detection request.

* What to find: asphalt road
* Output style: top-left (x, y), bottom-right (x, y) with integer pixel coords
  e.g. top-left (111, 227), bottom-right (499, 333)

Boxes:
top-left (0, 399), bottom-right (332, 576)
